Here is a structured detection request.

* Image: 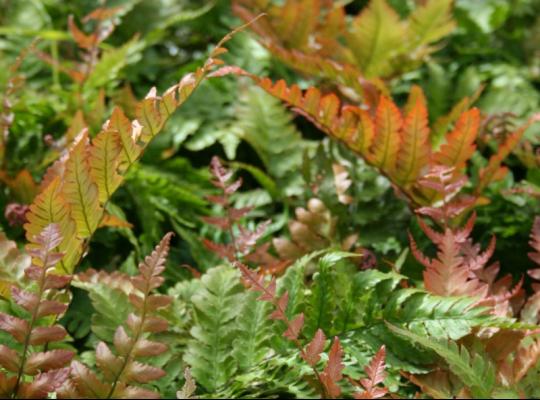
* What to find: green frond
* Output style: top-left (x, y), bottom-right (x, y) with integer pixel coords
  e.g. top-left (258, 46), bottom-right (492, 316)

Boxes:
top-left (184, 265), bottom-right (244, 393)
top-left (233, 291), bottom-right (273, 372)
top-left (387, 324), bottom-right (497, 398)
top-left (236, 86), bottom-right (308, 196)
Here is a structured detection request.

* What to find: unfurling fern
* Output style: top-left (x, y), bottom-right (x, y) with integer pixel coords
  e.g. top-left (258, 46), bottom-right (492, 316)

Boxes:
top-left (0, 224), bottom-right (73, 399)
top-left (58, 233), bottom-right (173, 398)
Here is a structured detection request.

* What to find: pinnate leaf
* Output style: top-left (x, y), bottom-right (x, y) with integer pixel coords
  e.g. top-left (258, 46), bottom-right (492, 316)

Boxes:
top-left (302, 328), bottom-right (326, 367)
top-left (25, 350), bottom-right (74, 375)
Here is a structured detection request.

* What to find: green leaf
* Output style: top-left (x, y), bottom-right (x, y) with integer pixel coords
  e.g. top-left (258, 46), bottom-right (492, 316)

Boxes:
top-left (71, 281), bottom-right (130, 343)
top-left (387, 323), bottom-right (496, 398)
top-left (233, 291), bottom-right (272, 372)
top-left (184, 265), bottom-right (244, 393)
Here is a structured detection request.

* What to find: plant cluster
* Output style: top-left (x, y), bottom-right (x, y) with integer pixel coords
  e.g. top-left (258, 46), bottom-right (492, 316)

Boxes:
top-left (1, 0), bottom-right (540, 399)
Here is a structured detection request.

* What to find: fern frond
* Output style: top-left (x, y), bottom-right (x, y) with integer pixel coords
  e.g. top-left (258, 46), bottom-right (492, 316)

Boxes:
top-left (0, 224), bottom-right (73, 399)
top-left (407, 0), bottom-right (455, 49)
top-left (433, 108), bottom-right (480, 173)
top-left (23, 27), bottom-right (245, 275)
top-left (346, 0), bottom-right (405, 78)
top-left (88, 129), bottom-right (123, 204)
top-left (184, 265), bottom-right (244, 393)
top-left (239, 76), bottom-right (485, 207)
top-left (24, 178), bottom-right (83, 273)
top-left (353, 345), bottom-right (388, 399)
top-left (368, 96), bottom-right (402, 172)
top-left (388, 324), bottom-right (497, 398)
top-left (63, 135), bottom-right (104, 238)
top-left (64, 233), bottom-right (173, 398)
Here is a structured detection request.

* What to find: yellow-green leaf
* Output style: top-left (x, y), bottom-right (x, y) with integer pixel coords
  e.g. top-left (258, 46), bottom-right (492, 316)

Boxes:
top-left (64, 138), bottom-right (104, 238)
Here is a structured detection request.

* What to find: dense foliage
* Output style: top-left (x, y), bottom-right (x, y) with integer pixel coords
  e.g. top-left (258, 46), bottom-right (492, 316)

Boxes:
top-left (1, 0), bottom-right (540, 398)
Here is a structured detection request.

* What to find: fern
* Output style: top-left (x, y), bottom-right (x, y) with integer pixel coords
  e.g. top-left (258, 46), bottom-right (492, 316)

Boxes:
top-left (184, 265), bottom-right (244, 393)
top-left (23, 26), bottom-right (247, 274)
top-left (236, 85), bottom-right (307, 196)
top-left (60, 233), bottom-right (173, 398)
top-left (346, 0), bottom-right (406, 78)
top-left (388, 324), bottom-right (497, 398)
top-left (226, 60), bottom-right (539, 213)
top-left (234, 0), bottom-right (455, 88)
top-left (0, 224), bottom-right (73, 399)
top-left (351, 345), bottom-right (389, 399)
top-left (71, 273), bottom-right (132, 343)
top-left (238, 77), bottom-right (475, 207)
top-left (233, 290), bottom-right (272, 372)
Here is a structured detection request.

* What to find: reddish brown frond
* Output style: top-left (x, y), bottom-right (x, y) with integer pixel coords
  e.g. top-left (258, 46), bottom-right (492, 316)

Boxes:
top-left (354, 345), bottom-right (388, 399)
top-left (302, 329), bottom-right (326, 367)
top-left (320, 337), bottom-right (344, 399)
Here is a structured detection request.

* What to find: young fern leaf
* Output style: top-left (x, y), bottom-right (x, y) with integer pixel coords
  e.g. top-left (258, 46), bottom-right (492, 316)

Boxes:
top-left (60, 233), bottom-right (173, 399)
top-left (352, 345), bottom-right (388, 399)
top-left (409, 214), bottom-right (489, 298)
top-left (0, 224), bottom-right (73, 399)
top-left (203, 156), bottom-right (279, 271)
top-left (319, 337), bottom-right (345, 399)
top-left (23, 27), bottom-right (247, 273)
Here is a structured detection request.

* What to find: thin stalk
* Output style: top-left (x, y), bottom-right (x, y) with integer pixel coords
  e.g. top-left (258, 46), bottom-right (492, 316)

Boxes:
top-left (12, 252), bottom-right (50, 398)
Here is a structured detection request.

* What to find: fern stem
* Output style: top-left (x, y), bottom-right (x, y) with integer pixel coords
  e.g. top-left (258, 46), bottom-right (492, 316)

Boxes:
top-left (12, 251), bottom-right (51, 398)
